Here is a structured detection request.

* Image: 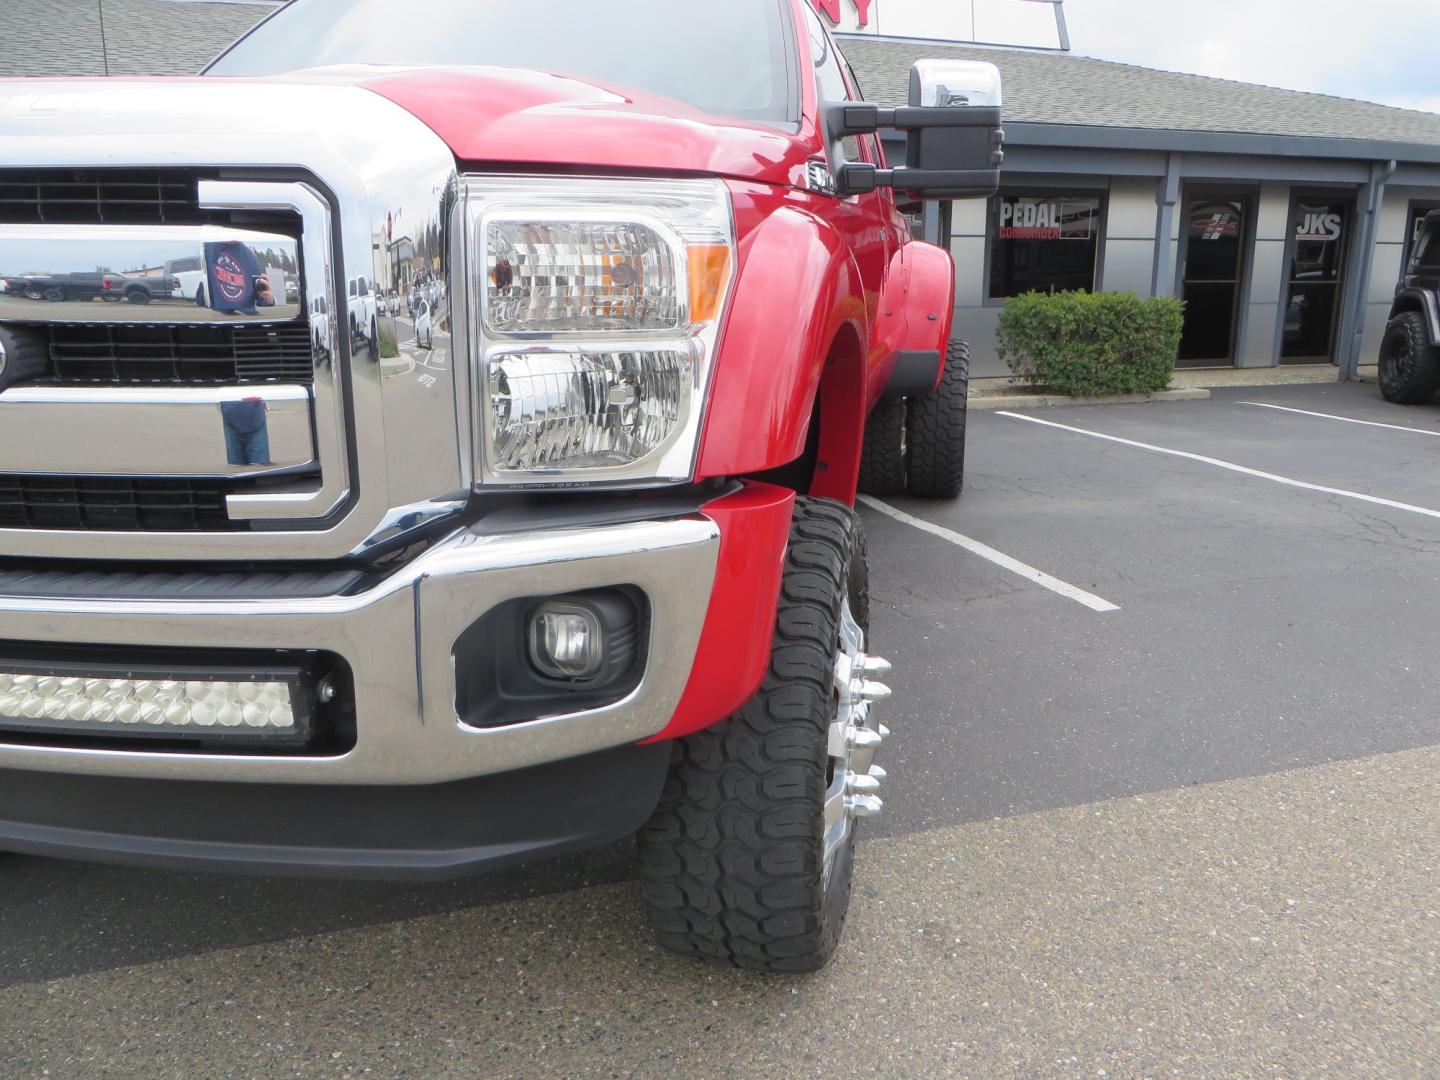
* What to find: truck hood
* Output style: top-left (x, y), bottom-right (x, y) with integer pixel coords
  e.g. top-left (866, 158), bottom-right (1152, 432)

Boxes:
top-left (347, 66), bottom-right (813, 189)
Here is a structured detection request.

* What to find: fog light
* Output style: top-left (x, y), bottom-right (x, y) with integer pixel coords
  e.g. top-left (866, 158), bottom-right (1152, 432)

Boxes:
top-left (528, 602), bottom-right (604, 680)
top-left (0, 670), bottom-right (305, 741)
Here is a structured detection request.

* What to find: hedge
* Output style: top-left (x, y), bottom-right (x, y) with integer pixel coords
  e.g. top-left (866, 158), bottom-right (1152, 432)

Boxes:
top-left (996, 290), bottom-right (1185, 397)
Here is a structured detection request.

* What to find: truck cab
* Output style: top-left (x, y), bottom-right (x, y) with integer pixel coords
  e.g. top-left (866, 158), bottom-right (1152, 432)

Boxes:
top-left (0, 0), bottom-right (1001, 972)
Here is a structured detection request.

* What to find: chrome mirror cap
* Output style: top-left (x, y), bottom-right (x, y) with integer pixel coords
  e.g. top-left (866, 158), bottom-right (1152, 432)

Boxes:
top-left (908, 60), bottom-right (1003, 109)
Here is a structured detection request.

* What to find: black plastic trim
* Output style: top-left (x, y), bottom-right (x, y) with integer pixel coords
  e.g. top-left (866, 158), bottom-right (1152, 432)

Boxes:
top-left (0, 741), bottom-right (671, 880)
top-left (883, 349), bottom-right (942, 400)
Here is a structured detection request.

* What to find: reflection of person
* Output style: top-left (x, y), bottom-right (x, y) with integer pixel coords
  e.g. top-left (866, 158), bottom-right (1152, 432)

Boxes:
top-left (221, 398), bottom-right (271, 466)
top-left (203, 242), bottom-right (278, 316)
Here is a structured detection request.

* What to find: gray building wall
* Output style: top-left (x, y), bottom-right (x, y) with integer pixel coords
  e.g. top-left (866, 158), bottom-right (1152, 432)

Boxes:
top-left (947, 152), bottom-right (1440, 381)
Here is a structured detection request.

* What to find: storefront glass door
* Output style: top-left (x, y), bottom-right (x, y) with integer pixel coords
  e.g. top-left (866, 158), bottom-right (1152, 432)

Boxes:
top-left (1281, 200), bottom-right (1351, 363)
top-left (1177, 198), bottom-right (1249, 366)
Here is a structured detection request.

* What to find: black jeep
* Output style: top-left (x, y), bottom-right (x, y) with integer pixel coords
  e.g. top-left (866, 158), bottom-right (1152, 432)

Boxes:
top-left (1379, 210), bottom-right (1440, 403)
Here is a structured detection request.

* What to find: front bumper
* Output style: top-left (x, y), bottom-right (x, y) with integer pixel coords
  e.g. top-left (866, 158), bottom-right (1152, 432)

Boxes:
top-left (0, 513), bottom-right (720, 787)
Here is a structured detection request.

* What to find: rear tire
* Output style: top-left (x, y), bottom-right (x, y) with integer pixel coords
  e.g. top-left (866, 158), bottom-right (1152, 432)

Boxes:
top-left (637, 497), bottom-right (887, 973)
top-left (1378, 311), bottom-right (1439, 405)
top-left (905, 340), bottom-right (969, 498)
top-left (857, 399), bottom-right (907, 496)
top-left (125, 288), bottom-right (151, 305)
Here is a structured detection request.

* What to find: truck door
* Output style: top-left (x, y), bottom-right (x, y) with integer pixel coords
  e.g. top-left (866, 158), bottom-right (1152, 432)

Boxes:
top-left (803, 4), bottom-right (891, 365)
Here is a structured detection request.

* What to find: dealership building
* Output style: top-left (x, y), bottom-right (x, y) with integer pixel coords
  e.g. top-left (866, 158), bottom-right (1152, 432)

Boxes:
top-left (8, 0), bottom-right (1440, 380)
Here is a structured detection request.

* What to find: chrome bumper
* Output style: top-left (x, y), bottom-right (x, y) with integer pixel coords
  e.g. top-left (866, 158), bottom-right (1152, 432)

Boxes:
top-left (0, 515), bottom-right (720, 785)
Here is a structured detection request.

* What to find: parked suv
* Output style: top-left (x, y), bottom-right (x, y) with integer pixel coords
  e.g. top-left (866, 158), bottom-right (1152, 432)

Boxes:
top-left (1379, 209), bottom-right (1440, 403)
top-left (0, 0), bottom-right (1002, 972)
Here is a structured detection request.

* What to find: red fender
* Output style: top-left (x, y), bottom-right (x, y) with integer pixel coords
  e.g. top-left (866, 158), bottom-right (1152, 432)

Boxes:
top-left (696, 192), bottom-right (866, 479)
top-left (898, 239), bottom-right (956, 393)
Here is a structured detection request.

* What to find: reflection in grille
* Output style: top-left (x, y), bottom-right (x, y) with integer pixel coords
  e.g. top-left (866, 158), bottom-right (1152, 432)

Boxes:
top-left (0, 477), bottom-right (239, 532)
top-left (42, 323), bottom-right (314, 385)
top-left (0, 168), bottom-right (207, 225)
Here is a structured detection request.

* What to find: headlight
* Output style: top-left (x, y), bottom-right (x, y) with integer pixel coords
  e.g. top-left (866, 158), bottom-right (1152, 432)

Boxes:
top-left (467, 177), bottom-right (734, 487)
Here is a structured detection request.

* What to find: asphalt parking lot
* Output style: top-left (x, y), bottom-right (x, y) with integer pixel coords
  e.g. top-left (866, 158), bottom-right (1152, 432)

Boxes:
top-left (5, 380), bottom-right (1440, 1077)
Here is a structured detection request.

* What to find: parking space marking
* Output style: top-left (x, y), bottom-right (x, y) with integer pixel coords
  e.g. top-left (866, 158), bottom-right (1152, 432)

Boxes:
top-left (998, 410), bottom-right (1440, 522)
top-left (858, 495), bottom-right (1121, 613)
top-left (1239, 400), bottom-right (1440, 437)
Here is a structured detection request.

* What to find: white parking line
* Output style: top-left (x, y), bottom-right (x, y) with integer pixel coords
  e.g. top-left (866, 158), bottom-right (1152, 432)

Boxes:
top-left (998, 410), bottom-right (1440, 522)
top-left (857, 495), bottom-right (1120, 613)
top-left (1239, 400), bottom-right (1440, 437)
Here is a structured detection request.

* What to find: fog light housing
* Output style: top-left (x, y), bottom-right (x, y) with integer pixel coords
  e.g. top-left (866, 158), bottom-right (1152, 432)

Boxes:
top-left (528, 602), bottom-right (604, 680)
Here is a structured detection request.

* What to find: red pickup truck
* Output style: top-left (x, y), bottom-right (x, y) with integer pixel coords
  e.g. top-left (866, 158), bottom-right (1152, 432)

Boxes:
top-left (0, 0), bottom-right (1001, 972)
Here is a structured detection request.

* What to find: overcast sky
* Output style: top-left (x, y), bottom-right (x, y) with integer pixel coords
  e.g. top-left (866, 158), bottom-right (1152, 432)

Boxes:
top-left (1058, 0), bottom-right (1440, 114)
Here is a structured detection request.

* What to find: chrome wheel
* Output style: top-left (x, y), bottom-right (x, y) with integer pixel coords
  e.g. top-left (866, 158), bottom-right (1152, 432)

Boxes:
top-left (822, 592), bottom-right (891, 875)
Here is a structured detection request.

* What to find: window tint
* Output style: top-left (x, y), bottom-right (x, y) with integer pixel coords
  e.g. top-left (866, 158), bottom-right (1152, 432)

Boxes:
top-left (1412, 216), bottom-right (1440, 273)
top-left (209, 0), bottom-right (795, 126)
top-left (989, 195), bottom-right (1103, 299)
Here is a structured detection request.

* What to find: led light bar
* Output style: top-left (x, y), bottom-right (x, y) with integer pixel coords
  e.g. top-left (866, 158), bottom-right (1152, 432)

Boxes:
top-left (0, 666), bottom-right (312, 744)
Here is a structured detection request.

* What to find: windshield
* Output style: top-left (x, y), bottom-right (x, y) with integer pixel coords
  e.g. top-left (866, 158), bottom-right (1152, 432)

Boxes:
top-left (206, 0), bottom-right (796, 126)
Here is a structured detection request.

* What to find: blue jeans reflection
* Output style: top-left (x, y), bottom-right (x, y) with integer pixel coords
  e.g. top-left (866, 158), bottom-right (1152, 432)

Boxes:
top-left (221, 399), bottom-right (271, 466)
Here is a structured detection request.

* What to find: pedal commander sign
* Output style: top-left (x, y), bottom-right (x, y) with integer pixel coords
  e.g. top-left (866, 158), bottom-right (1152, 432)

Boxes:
top-left (998, 197), bottom-right (1097, 241)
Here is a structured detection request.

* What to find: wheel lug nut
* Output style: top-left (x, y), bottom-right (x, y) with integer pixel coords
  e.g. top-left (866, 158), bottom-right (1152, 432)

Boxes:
top-left (867, 765), bottom-right (887, 783)
top-left (858, 655), bottom-right (892, 676)
top-left (852, 679), bottom-right (891, 703)
top-left (845, 770), bottom-right (881, 797)
top-left (845, 794), bottom-right (883, 818)
top-left (846, 726), bottom-right (883, 752)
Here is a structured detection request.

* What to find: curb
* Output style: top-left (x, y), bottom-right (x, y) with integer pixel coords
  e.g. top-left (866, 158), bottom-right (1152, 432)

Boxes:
top-left (970, 387), bottom-right (1211, 411)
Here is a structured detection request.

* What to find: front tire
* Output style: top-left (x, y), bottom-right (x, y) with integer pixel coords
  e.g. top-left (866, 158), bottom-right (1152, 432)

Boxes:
top-left (905, 340), bottom-right (969, 498)
top-left (637, 497), bottom-right (889, 972)
top-left (857, 399), bottom-right (907, 496)
top-left (1378, 311), bottom-right (1439, 404)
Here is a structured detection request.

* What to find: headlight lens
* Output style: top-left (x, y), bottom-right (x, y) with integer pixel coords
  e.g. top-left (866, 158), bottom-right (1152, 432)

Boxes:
top-left (486, 218), bottom-right (683, 333)
top-left (489, 344), bottom-right (692, 472)
top-left (467, 177), bottom-right (734, 487)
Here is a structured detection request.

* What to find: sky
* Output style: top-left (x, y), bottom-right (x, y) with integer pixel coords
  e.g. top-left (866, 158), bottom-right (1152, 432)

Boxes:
top-left (1045, 0), bottom-right (1440, 114)
top-left (836, 0), bottom-right (1440, 115)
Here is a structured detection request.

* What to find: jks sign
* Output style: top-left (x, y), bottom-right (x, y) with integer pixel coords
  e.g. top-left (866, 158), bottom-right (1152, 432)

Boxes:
top-left (811, 0), bottom-right (873, 26)
top-left (1295, 209), bottom-right (1344, 242)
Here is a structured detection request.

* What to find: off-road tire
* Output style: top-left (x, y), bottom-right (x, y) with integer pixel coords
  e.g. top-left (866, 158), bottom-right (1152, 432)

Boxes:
top-left (857, 399), bottom-right (907, 496)
top-left (905, 340), bottom-right (969, 498)
top-left (637, 497), bottom-right (867, 973)
top-left (125, 287), bottom-right (151, 305)
top-left (1378, 311), bottom-right (1440, 405)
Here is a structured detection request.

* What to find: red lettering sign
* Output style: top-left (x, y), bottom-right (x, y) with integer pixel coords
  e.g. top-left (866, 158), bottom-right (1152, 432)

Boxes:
top-left (811, 0), bottom-right (871, 27)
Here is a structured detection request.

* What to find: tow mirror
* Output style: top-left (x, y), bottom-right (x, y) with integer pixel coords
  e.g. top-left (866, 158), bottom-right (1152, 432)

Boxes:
top-left (826, 60), bottom-right (1004, 200)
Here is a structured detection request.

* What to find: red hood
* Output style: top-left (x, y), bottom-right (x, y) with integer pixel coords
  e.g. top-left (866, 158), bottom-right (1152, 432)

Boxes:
top-left (327, 66), bottom-right (814, 189)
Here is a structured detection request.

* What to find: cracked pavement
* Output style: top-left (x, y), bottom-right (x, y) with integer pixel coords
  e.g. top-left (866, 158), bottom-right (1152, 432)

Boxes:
top-left (5, 382), bottom-right (1440, 1077)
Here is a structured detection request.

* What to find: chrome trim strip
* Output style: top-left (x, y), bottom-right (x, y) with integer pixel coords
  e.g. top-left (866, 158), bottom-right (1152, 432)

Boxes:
top-left (0, 384), bottom-right (314, 478)
top-left (0, 223), bottom-right (302, 323)
top-left (197, 181), bottom-right (347, 521)
top-left (0, 516), bottom-right (720, 785)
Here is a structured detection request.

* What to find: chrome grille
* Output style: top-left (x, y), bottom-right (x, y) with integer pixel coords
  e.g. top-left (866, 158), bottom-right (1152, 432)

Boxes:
top-left (0, 168), bottom-right (212, 226)
top-left (0, 476), bottom-right (238, 533)
top-left (40, 323), bottom-right (314, 386)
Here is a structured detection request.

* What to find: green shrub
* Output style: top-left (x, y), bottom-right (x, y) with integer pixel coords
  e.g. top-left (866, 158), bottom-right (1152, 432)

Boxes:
top-left (996, 290), bottom-right (1185, 397)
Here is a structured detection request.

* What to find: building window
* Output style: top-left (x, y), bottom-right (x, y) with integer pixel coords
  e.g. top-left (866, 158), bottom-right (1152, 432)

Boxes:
top-left (988, 195), bottom-right (1102, 299)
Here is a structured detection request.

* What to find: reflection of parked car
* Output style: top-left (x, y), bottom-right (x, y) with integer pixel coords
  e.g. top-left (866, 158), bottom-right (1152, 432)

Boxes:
top-left (118, 275), bottom-right (181, 305)
top-left (14, 271), bottom-right (125, 302)
top-left (166, 255), bottom-right (208, 305)
top-left (1379, 210), bottom-right (1440, 403)
top-left (413, 297), bottom-right (434, 349)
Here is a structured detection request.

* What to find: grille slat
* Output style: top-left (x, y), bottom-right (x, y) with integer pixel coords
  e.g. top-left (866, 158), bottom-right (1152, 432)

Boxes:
top-left (38, 323), bottom-right (313, 386)
top-left (0, 169), bottom-right (207, 225)
top-left (0, 477), bottom-right (237, 533)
